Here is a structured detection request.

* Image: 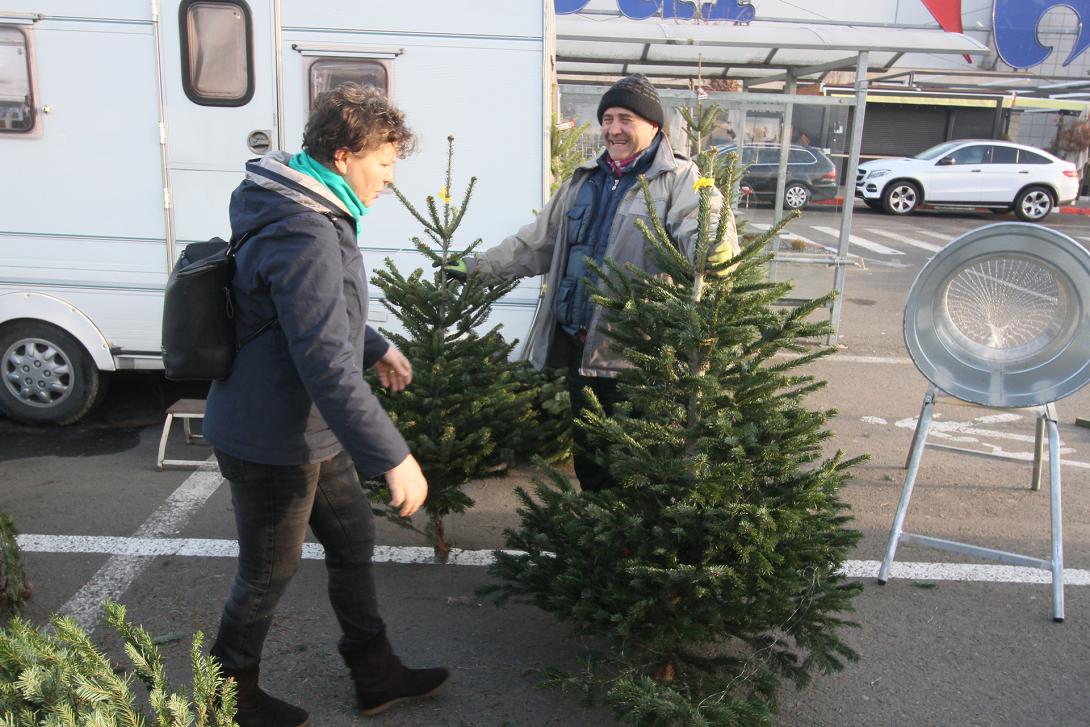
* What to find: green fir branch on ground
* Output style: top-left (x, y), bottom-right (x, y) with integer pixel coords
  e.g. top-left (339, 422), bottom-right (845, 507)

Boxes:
top-left (487, 129), bottom-right (866, 724)
top-left (0, 601), bottom-right (236, 726)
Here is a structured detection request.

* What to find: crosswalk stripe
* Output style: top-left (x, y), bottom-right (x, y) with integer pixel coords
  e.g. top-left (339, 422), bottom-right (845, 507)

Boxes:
top-left (915, 229), bottom-right (956, 242)
top-left (866, 228), bottom-right (943, 253)
top-left (739, 223), bottom-right (861, 258)
top-left (812, 226), bottom-right (904, 255)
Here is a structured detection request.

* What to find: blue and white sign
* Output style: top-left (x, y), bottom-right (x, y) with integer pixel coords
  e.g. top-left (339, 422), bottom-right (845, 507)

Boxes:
top-left (554, 0), bottom-right (755, 22)
top-left (994, 0), bottom-right (1090, 69)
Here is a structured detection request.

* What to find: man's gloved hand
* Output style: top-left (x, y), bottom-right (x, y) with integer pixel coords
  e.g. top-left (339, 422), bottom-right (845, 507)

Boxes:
top-left (707, 242), bottom-right (735, 278)
top-left (433, 258), bottom-right (468, 282)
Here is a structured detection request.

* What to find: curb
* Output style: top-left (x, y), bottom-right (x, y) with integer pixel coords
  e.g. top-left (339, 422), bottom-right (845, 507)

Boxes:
top-left (813, 196), bottom-right (1090, 216)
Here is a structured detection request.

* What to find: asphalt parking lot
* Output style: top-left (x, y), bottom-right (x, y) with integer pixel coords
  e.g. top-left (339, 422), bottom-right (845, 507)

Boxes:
top-left (4, 207), bottom-right (1090, 726)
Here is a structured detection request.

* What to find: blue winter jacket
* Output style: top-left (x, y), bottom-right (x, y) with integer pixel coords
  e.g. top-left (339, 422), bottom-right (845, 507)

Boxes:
top-left (203, 151), bottom-right (410, 476)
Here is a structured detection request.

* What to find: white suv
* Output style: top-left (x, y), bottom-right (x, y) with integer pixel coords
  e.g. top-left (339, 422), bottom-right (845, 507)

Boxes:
top-left (856, 140), bottom-right (1079, 222)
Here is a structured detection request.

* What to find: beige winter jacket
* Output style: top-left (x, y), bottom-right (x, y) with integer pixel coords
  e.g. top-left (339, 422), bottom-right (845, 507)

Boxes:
top-left (465, 134), bottom-right (737, 378)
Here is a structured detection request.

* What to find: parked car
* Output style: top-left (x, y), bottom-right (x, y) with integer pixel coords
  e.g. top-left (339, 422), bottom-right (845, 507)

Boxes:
top-left (856, 140), bottom-right (1080, 221)
top-left (716, 143), bottom-right (838, 210)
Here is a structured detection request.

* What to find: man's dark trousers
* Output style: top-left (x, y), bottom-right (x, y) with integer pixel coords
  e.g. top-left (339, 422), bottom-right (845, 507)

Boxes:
top-left (565, 335), bottom-right (625, 492)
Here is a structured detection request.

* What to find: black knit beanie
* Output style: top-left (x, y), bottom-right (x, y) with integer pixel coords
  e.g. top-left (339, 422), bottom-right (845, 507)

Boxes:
top-left (596, 73), bottom-right (664, 127)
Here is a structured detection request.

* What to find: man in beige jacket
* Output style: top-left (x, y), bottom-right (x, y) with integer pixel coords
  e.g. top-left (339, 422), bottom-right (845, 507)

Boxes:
top-left (458, 74), bottom-right (738, 491)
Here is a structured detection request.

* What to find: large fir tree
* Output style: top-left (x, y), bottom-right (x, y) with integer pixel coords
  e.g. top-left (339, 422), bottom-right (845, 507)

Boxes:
top-left (487, 113), bottom-right (864, 724)
top-left (368, 137), bottom-right (540, 560)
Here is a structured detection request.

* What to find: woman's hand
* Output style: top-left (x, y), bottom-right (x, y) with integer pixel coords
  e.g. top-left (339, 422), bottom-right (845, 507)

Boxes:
top-left (385, 454), bottom-right (428, 516)
top-left (374, 346), bottom-right (412, 392)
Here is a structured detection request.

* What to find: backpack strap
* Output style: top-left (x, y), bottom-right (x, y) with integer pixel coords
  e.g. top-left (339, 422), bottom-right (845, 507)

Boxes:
top-left (226, 227), bottom-right (278, 351)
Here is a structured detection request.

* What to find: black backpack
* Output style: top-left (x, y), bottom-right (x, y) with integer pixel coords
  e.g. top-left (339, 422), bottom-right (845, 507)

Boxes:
top-left (161, 231), bottom-right (276, 381)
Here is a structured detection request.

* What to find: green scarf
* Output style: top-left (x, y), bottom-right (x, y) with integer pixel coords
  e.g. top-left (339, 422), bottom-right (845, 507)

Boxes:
top-left (288, 151), bottom-right (368, 236)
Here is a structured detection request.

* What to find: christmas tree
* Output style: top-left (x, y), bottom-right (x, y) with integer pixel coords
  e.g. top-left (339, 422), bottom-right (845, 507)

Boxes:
top-left (368, 136), bottom-right (540, 560)
top-left (0, 514), bottom-right (29, 622)
top-left (487, 114), bottom-right (864, 724)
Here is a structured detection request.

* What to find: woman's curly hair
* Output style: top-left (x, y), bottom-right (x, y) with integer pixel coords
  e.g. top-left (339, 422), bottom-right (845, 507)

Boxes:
top-left (302, 83), bottom-right (415, 163)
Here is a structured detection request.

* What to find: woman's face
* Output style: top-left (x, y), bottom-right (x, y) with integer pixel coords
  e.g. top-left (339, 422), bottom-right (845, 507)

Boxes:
top-left (333, 142), bottom-right (397, 207)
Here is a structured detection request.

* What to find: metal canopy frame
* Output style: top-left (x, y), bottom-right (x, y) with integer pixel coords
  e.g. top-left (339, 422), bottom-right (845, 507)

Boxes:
top-left (555, 12), bottom-right (988, 339)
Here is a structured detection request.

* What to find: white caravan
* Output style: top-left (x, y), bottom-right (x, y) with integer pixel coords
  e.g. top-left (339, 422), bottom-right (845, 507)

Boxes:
top-left (0, 0), bottom-right (551, 424)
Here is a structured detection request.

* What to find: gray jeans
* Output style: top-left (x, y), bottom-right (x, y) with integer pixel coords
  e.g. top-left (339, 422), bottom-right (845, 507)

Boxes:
top-left (211, 448), bottom-right (384, 669)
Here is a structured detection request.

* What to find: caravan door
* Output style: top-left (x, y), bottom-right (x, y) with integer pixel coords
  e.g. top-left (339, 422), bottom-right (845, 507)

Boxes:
top-left (159, 0), bottom-right (278, 247)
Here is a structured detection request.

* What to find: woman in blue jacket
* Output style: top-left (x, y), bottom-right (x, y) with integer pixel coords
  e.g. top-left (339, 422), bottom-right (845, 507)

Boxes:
top-left (204, 83), bottom-right (447, 726)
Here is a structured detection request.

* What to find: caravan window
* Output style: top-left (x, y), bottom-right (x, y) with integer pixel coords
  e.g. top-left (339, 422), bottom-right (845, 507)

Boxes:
top-left (309, 60), bottom-right (388, 105)
top-left (180, 0), bottom-right (254, 106)
top-left (0, 26), bottom-right (35, 133)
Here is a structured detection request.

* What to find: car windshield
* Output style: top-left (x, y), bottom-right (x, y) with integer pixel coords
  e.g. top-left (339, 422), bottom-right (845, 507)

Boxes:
top-left (915, 141), bottom-right (965, 161)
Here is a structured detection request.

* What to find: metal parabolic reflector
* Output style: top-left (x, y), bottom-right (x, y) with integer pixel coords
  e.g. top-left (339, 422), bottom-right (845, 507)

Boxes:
top-left (904, 222), bottom-right (1090, 408)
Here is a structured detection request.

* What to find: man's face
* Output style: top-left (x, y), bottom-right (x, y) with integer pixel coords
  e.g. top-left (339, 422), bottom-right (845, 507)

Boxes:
top-left (333, 141), bottom-right (397, 207)
top-left (600, 106), bottom-right (659, 161)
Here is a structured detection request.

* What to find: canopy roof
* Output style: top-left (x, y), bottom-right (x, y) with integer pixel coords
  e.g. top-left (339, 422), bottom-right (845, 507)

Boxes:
top-left (555, 15), bottom-right (989, 86)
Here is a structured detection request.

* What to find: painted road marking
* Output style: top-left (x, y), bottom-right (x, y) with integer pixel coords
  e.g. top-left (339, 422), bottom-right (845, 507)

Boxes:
top-left (862, 413), bottom-right (1089, 468)
top-left (829, 355), bottom-right (912, 364)
top-left (57, 463), bottom-right (222, 631)
top-left (17, 534), bottom-right (1090, 585)
top-left (865, 228), bottom-right (943, 253)
top-left (916, 229), bottom-right (957, 242)
top-left (812, 226), bottom-right (904, 255)
top-left (724, 222), bottom-right (863, 259)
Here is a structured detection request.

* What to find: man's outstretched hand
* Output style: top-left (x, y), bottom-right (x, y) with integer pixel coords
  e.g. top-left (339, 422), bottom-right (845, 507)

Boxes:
top-left (433, 258), bottom-right (468, 282)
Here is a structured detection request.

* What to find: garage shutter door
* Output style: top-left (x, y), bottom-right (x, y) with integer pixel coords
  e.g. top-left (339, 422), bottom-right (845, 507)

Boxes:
top-left (860, 105), bottom-right (948, 157)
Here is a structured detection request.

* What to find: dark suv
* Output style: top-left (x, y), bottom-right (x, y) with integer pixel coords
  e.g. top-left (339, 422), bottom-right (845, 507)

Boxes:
top-left (716, 143), bottom-right (838, 210)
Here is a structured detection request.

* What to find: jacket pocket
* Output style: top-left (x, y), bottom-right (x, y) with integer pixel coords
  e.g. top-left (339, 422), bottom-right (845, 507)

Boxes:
top-left (623, 194), bottom-right (668, 222)
top-left (566, 205), bottom-right (589, 247)
top-left (554, 277), bottom-right (579, 328)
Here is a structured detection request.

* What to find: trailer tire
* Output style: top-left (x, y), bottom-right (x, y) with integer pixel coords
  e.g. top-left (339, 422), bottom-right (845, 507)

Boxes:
top-left (0, 321), bottom-right (107, 425)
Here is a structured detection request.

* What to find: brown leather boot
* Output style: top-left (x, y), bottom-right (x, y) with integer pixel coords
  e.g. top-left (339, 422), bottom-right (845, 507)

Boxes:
top-left (219, 664), bottom-right (311, 727)
top-left (340, 631), bottom-right (449, 716)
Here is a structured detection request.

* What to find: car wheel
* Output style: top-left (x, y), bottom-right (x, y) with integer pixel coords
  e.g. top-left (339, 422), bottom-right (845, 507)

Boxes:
top-left (882, 181), bottom-right (920, 215)
top-left (0, 321), bottom-right (106, 425)
top-left (1014, 186), bottom-right (1054, 222)
top-left (784, 182), bottom-right (811, 210)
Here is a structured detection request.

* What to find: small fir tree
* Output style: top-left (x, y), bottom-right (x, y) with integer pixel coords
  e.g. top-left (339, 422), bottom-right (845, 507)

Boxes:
top-left (487, 133), bottom-right (864, 723)
top-left (0, 601), bottom-right (236, 725)
top-left (550, 113), bottom-right (592, 196)
top-left (368, 136), bottom-right (540, 560)
top-left (0, 515), bottom-right (29, 622)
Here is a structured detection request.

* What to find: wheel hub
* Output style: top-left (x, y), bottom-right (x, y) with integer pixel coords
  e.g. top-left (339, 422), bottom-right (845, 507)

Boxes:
top-left (891, 185), bottom-right (916, 213)
top-left (3, 337), bottom-right (73, 408)
top-left (1021, 191), bottom-right (1051, 220)
top-left (785, 186), bottom-right (809, 208)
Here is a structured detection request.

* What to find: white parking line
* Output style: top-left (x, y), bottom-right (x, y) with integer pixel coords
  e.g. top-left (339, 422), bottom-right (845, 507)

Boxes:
top-left (736, 222), bottom-right (863, 259)
top-left (866, 228), bottom-right (943, 253)
top-left (18, 534), bottom-right (1090, 585)
top-left (915, 229), bottom-right (956, 242)
top-left (56, 464), bottom-right (223, 631)
top-left (812, 226), bottom-right (904, 255)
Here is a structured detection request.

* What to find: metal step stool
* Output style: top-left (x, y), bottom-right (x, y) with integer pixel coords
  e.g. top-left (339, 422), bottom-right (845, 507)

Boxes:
top-left (156, 398), bottom-right (208, 470)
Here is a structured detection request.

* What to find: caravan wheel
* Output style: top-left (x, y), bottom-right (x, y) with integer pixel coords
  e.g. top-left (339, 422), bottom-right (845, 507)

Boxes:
top-left (0, 321), bottom-right (106, 425)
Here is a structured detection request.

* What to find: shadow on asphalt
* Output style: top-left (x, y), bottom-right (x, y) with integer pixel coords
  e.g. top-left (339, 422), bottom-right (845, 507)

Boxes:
top-left (0, 372), bottom-right (210, 460)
